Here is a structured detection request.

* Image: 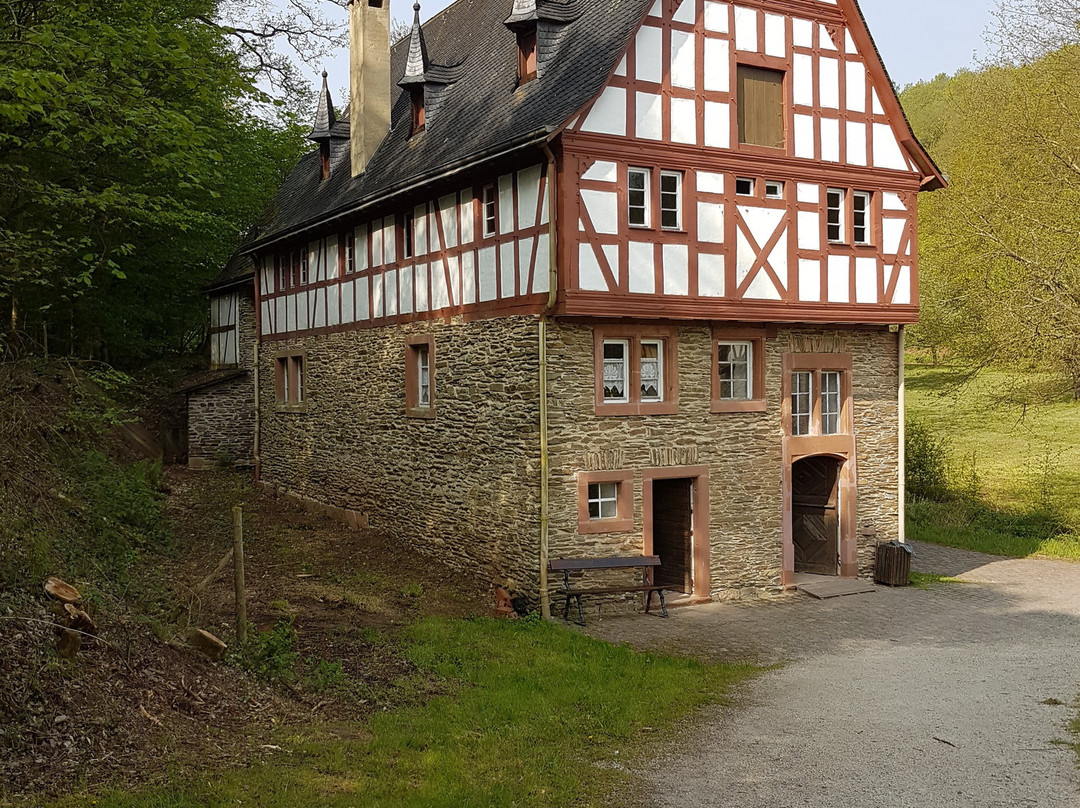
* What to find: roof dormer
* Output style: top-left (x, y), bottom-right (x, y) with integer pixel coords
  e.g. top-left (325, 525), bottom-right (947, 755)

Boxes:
top-left (505, 0), bottom-right (539, 85)
top-left (307, 71), bottom-right (337, 180)
top-left (398, 3), bottom-right (429, 134)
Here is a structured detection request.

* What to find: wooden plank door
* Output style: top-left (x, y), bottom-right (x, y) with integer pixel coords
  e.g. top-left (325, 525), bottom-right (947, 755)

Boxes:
top-left (652, 478), bottom-right (693, 594)
top-left (792, 457), bottom-right (840, 576)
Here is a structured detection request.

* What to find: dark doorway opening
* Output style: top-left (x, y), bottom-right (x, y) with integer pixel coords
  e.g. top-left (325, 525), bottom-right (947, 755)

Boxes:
top-left (652, 478), bottom-right (693, 594)
top-left (792, 456), bottom-right (841, 576)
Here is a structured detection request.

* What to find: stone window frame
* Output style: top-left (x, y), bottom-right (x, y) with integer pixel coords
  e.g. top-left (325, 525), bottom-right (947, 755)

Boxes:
top-left (781, 352), bottom-right (854, 444)
top-left (274, 349), bottom-right (307, 412)
top-left (576, 470), bottom-right (634, 535)
top-left (405, 334), bottom-right (436, 419)
top-left (593, 325), bottom-right (679, 417)
top-left (711, 326), bottom-right (767, 413)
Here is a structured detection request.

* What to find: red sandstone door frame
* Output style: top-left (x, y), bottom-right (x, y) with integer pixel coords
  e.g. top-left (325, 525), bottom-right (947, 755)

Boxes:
top-left (642, 465), bottom-right (711, 599)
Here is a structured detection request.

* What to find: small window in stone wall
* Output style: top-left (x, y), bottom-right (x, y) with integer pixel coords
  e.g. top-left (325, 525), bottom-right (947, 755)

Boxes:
top-left (275, 352), bottom-right (306, 409)
top-left (405, 334), bottom-right (436, 418)
top-left (577, 470), bottom-right (634, 534)
top-left (594, 327), bottom-right (679, 416)
top-left (711, 327), bottom-right (767, 413)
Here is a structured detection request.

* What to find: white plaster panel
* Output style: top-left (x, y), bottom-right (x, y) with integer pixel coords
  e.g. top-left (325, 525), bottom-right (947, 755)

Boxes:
top-left (615, 56), bottom-right (627, 77)
top-left (327, 284), bottom-right (340, 327)
top-left (845, 61), bottom-right (866, 112)
top-left (827, 255), bottom-right (850, 303)
top-left (602, 245), bottom-right (620, 287)
top-left (745, 270), bottom-right (781, 300)
top-left (399, 263), bottom-right (414, 314)
top-left (582, 161), bottom-right (618, 183)
top-left (628, 241), bottom-right (655, 294)
top-left (356, 226), bottom-right (368, 271)
top-left (671, 97), bottom-right (697, 144)
top-left (636, 92), bottom-right (663, 141)
top-left (479, 246), bottom-right (497, 302)
top-left (704, 1), bottom-right (729, 33)
top-left (698, 201), bottom-right (726, 243)
top-left (498, 174), bottom-right (514, 236)
top-left (845, 29), bottom-right (857, 54)
top-left (793, 53), bottom-right (814, 106)
top-left (819, 57), bottom-right (839, 109)
top-left (797, 183), bottom-right (820, 204)
top-left (284, 294), bottom-right (294, 333)
top-left (847, 121), bottom-right (867, 166)
top-left (794, 114), bottom-right (815, 159)
top-left (739, 205), bottom-right (784, 250)
top-left (540, 174), bottom-right (550, 225)
top-left (517, 238), bottom-right (533, 295)
top-left (448, 255), bottom-right (461, 308)
top-left (673, 0), bottom-right (697, 25)
top-left (275, 297), bottom-right (286, 334)
top-left (383, 218), bottom-right (396, 263)
top-left (582, 189), bottom-right (620, 235)
top-left (500, 241), bottom-right (516, 298)
top-left (855, 257), bottom-right (878, 304)
top-left (649, 0), bottom-right (662, 15)
top-left (635, 26), bottom-right (663, 84)
top-left (517, 165), bottom-right (542, 230)
top-left (327, 236), bottom-right (339, 280)
top-left (893, 266), bottom-right (912, 305)
top-left (671, 30), bottom-right (696, 90)
top-left (414, 264), bottom-right (429, 312)
top-left (663, 244), bottom-right (689, 296)
top-left (459, 189), bottom-right (474, 245)
top-left (819, 23), bottom-right (837, 50)
top-left (698, 171), bottom-right (725, 195)
top-left (882, 192), bottom-right (906, 211)
top-left (798, 211), bottom-right (820, 250)
top-left (371, 224), bottom-right (383, 267)
top-left (309, 243), bottom-right (321, 283)
top-left (798, 259), bottom-right (821, 302)
top-left (261, 301), bottom-right (272, 334)
top-left (736, 228), bottom-right (755, 285)
top-left (873, 123), bottom-right (908, 170)
top-left (764, 13), bottom-right (785, 57)
top-left (704, 102), bottom-right (730, 149)
top-left (792, 17), bottom-right (813, 47)
top-left (414, 205), bottom-right (428, 255)
top-left (356, 275), bottom-right (370, 321)
top-left (372, 274), bottom-right (384, 319)
top-left (872, 88), bottom-right (885, 115)
top-left (821, 117), bottom-right (840, 162)
top-left (579, 244), bottom-right (608, 292)
top-left (704, 37), bottom-right (730, 92)
top-left (461, 251), bottom-right (476, 305)
top-left (384, 269), bottom-right (398, 317)
top-left (431, 260), bottom-right (449, 310)
top-left (439, 194), bottom-right (458, 249)
top-left (883, 218), bottom-right (906, 255)
top-left (734, 6), bottom-right (758, 52)
top-left (533, 234), bottom-right (550, 294)
top-left (698, 253), bottom-right (725, 297)
top-left (767, 230), bottom-right (788, 289)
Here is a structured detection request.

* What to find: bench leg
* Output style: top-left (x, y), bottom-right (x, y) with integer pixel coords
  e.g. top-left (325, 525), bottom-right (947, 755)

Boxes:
top-left (575, 594), bottom-right (585, 626)
top-left (645, 589), bottom-right (654, 614)
top-left (658, 589), bottom-right (667, 618)
top-left (562, 593), bottom-right (571, 622)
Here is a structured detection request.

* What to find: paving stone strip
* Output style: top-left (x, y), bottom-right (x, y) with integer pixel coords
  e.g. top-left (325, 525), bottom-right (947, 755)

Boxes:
top-left (589, 542), bottom-right (1080, 807)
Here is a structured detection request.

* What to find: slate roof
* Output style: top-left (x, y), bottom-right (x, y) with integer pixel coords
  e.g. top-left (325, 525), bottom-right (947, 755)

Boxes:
top-left (247, 0), bottom-right (652, 251)
top-left (206, 249), bottom-right (256, 293)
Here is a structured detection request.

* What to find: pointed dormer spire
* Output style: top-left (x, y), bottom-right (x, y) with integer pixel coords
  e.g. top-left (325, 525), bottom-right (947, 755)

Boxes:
top-left (399, 3), bottom-right (429, 86)
top-left (308, 70), bottom-right (337, 141)
top-left (505, 0), bottom-right (538, 29)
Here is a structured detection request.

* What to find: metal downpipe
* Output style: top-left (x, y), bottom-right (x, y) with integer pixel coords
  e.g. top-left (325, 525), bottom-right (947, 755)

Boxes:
top-left (538, 144), bottom-right (558, 620)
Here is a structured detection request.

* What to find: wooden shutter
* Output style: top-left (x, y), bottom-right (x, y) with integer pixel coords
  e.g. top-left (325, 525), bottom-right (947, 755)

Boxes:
top-left (737, 65), bottom-right (785, 149)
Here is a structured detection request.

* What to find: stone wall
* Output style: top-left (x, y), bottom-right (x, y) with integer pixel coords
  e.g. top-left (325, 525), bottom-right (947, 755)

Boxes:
top-left (257, 315), bottom-right (543, 593)
top-left (545, 322), bottom-right (899, 603)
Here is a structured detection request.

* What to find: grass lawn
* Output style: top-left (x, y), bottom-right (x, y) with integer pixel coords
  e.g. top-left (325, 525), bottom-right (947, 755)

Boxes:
top-left (57, 617), bottom-right (754, 808)
top-left (906, 364), bottom-right (1080, 561)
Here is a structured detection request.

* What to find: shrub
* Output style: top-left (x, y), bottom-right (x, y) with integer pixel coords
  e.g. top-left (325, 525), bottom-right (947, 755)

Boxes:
top-left (245, 619), bottom-right (298, 683)
top-left (905, 418), bottom-right (951, 501)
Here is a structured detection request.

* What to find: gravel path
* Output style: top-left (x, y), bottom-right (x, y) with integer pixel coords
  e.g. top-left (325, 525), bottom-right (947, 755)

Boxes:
top-left (589, 542), bottom-right (1080, 807)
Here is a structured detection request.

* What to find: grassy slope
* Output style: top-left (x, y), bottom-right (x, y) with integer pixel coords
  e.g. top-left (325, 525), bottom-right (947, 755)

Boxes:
top-left (906, 364), bottom-right (1080, 560)
top-left (61, 618), bottom-right (754, 808)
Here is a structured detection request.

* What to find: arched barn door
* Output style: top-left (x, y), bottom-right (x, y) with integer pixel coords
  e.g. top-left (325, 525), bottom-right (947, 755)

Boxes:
top-left (792, 456), bottom-right (842, 576)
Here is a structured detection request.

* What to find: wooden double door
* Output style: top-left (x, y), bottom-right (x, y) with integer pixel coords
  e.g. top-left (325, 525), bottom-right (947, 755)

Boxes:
top-left (652, 478), bottom-right (693, 594)
top-left (792, 456), bottom-right (841, 576)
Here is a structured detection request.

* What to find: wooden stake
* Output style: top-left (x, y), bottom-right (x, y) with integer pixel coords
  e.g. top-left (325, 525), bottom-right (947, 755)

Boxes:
top-left (232, 506), bottom-right (246, 651)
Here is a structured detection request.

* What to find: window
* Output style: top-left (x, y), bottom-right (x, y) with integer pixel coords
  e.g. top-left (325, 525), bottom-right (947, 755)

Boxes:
top-left (210, 293), bottom-right (239, 368)
top-left (737, 65), bottom-right (785, 149)
top-left (345, 235), bottom-right (356, 274)
top-left (517, 27), bottom-right (537, 83)
top-left (765, 180), bottom-right (785, 199)
top-left (736, 177), bottom-right (755, 196)
top-left (711, 327), bottom-right (767, 413)
top-left (852, 191), bottom-right (871, 245)
top-left (827, 188), bottom-right (845, 243)
top-left (594, 327), bottom-right (679, 415)
top-left (628, 168), bottom-right (650, 227)
top-left (577, 470), bottom-right (634, 534)
top-left (821, 371), bottom-right (841, 435)
top-left (482, 185), bottom-right (497, 237)
top-left (410, 87), bottom-right (425, 134)
top-left (300, 251), bottom-right (309, 285)
top-left (275, 352), bottom-right (306, 408)
top-left (602, 340), bottom-right (629, 403)
top-left (659, 171), bottom-right (682, 230)
top-left (405, 335), bottom-right (435, 417)
top-left (791, 371), bottom-right (812, 436)
top-left (404, 212), bottom-right (414, 259)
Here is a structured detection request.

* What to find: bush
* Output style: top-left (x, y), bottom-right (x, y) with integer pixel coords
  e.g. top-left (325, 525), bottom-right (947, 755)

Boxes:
top-left (245, 620), bottom-right (298, 683)
top-left (906, 418), bottom-right (951, 501)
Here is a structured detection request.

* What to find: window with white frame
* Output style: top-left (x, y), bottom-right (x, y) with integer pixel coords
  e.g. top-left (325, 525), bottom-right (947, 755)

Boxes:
top-left (791, 371), bottom-right (813, 436)
top-left (482, 185), bottom-right (497, 237)
top-left (765, 180), bottom-right (784, 199)
top-left (345, 234), bottom-right (356, 274)
top-left (404, 212), bottom-right (415, 259)
top-left (210, 293), bottom-right (239, 368)
top-left (640, 340), bottom-right (663, 402)
top-left (602, 340), bottom-right (630, 403)
top-left (416, 344), bottom-right (430, 406)
top-left (628, 168), bottom-right (650, 227)
top-left (717, 341), bottom-right (753, 400)
top-left (827, 188), bottom-right (845, 243)
top-left (587, 482), bottom-right (619, 520)
top-left (821, 371), bottom-right (842, 435)
top-left (275, 353), bottom-right (306, 407)
top-left (300, 250), bottom-right (310, 285)
top-left (852, 191), bottom-right (871, 245)
top-left (659, 171), bottom-right (682, 229)
top-left (736, 177), bottom-right (755, 196)
top-left (405, 336), bottom-right (435, 416)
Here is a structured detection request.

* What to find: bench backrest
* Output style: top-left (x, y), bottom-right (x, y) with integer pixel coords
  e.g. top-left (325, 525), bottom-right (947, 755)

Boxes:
top-left (548, 556), bottom-right (661, 572)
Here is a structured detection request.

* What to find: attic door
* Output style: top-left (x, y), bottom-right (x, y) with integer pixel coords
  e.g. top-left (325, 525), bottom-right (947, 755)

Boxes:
top-left (737, 66), bottom-right (785, 149)
top-left (792, 457), bottom-right (840, 576)
top-left (652, 478), bottom-right (693, 594)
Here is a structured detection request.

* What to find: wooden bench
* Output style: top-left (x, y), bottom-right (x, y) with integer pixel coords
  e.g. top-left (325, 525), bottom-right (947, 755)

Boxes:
top-left (548, 556), bottom-right (667, 625)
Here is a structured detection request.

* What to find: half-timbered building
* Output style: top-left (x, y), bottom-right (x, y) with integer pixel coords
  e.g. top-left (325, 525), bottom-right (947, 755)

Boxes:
top-left (198, 0), bottom-right (943, 613)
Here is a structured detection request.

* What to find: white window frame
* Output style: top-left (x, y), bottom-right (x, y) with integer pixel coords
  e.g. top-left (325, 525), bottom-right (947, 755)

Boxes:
top-left (482, 184), bottom-right (497, 237)
top-left (791, 371), bottom-right (813, 436)
top-left (659, 170), bottom-right (682, 230)
top-left (404, 212), bottom-right (415, 259)
top-left (821, 371), bottom-right (842, 435)
top-left (765, 180), bottom-right (784, 199)
top-left (602, 339), bottom-right (630, 404)
top-left (628, 168), bottom-right (651, 228)
top-left (717, 340), bottom-right (754, 401)
top-left (736, 177), bottom-right (756, 196)
top-left (827, 188), bottom-right (846, 244)
top-left (417, 344), bottom-right (431, 407)
top-left (852, 191), bottom-right (871, 245)
top-left (587, 481), bottom-right (620, 520)
top-left (640, 339), bottom-right (664, 403)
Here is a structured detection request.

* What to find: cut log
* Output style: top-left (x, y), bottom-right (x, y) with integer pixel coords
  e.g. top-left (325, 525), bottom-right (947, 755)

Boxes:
top-left (63, 603), bottom-right (98, 636)
top-left (56, 629), bottom-right (81, 660)
top-left (187, 629), bottom-right (227, 662)
top-left (44, 577), bottom-right (81, 604)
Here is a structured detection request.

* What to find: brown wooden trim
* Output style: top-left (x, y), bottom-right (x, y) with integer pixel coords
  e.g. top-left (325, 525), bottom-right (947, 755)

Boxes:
top-left (593, 325), bottom-right (680, 416)
top-left (404, 333), bottom-right (436, 419)
top-left (642, 465), bottom-right (710, 598)
top-left (577, 470), bottom-right (635, 534)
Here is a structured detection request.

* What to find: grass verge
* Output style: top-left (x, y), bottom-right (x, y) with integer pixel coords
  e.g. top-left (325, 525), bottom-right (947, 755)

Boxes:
top-left (58, 617), bottom-right (756, 808)
top-left (907, 571), bottom-right (967, 589)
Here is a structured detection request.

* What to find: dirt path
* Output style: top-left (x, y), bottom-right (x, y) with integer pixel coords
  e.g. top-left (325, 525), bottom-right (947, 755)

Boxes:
top-left (590, 543), bottom-right (1080, 807)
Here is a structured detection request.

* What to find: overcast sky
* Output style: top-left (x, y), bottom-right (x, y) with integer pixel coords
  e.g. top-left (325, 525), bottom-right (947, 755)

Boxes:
top-left (310, 0), bottom-right (997, 103)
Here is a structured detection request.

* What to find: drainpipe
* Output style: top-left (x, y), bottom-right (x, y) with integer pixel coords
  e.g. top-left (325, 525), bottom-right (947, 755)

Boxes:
top-left (253, 338), bottom-right (261, 483)
top-left (897, 325), bottom-right (906, 543)
top-left (538, 143), bottom-right (558, 620)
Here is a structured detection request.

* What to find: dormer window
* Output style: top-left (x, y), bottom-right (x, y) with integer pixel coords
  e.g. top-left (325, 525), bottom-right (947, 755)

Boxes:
top-left (517, 26), bottom-right (537, 84)
top-left (410, 87), bottom-right (425, 134)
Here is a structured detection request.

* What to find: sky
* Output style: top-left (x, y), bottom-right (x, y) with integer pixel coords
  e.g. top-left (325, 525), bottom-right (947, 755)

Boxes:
top-left (310, 0), bottom-right (998, 103)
